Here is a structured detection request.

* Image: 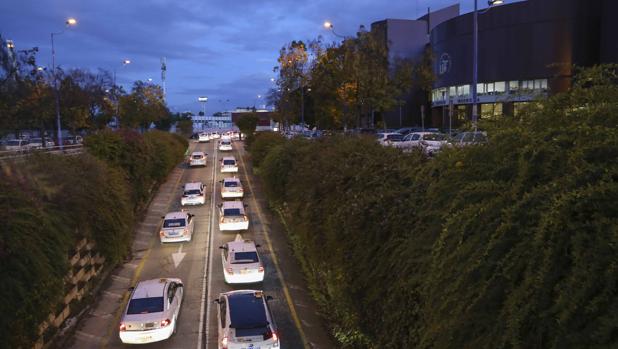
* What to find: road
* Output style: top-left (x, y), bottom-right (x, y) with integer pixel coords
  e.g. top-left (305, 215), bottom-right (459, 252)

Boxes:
top-left (65, 138), bottom-right (335, 349)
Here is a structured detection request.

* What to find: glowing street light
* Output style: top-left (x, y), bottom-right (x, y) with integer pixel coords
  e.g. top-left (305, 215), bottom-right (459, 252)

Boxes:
top-left (323, 20), bottom-right (345, 38)
top-left (52, 17), bottom-right (78, 150)
top-left (66, 18), bottom-right (77, 26)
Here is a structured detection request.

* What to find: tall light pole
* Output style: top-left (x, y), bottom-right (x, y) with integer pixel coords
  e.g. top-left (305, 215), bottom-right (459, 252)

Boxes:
top-left (471, 0), bottom-right (503, 131)
top-left (113, 59), bottom-right (131, 121)
top-left (323, 21), bottom-right (347, 39)
top-left (51, 17), bottom-right (77, 149)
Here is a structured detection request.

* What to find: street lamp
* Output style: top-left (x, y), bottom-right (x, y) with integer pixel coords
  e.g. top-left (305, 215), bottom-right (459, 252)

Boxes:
top-left (471, 0), bottom-right (503, 131)
top-left (113, 59), bottom-right (131, 121)
top-left (323, 21), bottom-right (346, 39)
top-left (51, 17), bottom-right (77, 150)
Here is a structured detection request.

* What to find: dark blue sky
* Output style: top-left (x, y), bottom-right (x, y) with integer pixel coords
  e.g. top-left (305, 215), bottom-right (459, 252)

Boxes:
top-left (0, 0), bottom-right (516, 114)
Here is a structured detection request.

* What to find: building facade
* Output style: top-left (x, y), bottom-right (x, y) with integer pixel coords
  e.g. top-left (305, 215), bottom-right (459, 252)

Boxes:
top-left (430, 0), bottom-right (618, 127)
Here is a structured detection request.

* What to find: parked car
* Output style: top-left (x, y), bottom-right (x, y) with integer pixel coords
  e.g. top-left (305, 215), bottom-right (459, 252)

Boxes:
top-left (119, 278), bottom-right (183, 344)
top-left (214, 290), bottom-right (279, 349)
top-left (220, 156), bottom-right (239, 173)
top-left (160, 211), bottom-right (195, 243)
top-left (220, 236), bottom-right (264, 284)
top-left (419, 133), bottom-right (450, 155)
top-left (181, 182), bottom-right (206, 206)
top-left (218, 139), bottom-right (233, 151)
top-left (398, 132), bottom-right (438, 150)
top-left (376, 132), bottom-right (404, 146)
top-left (3, 139), bottom-right (30, 151)
top-left (189, 151), bottom-right (207, 167)
top-left (62, 135), bottom-right (83, 145)
top-left (218, 201), bottom-right (249, 231)
top-left (28, 137), bottom-right (55, 149)
top-left (449, 131), bottom-right (488, 147)
top-left (220, 177), bottom-right (244, 199)
top-left (394, 127), bottom-right (423, 136)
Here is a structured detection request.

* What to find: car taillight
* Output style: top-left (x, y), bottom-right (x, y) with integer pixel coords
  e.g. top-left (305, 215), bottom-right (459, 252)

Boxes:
top-left (220, 217), bottom-right (225, 223)
top-left (183, 228), bottom-right (189, 236)
top-left (272, 331), bottom-right (279, 345)
top-left (119, 323), bottom-right (126, 332)
top-left (159, 231), bottom-right (165, 237)
top-left (243, 215), bottom-right (248, 222)
top-left (239, 188), bottom-right (244, 192)
top-left (161, 319), bottom-right (171, 327)
top-left (226, 267), bottom-right (233, 274)
top-left (221, 336), bottom-right (228, 349)
top-left (258, 265), bottom-right (264, 272)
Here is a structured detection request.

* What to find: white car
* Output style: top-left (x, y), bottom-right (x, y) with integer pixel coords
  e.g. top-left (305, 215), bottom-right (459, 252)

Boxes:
top-left (28, 137), bottom-right (55, 149)
top-left (376, 132), bottom-right (404, 146)
top-left (214, 290), bottom-right (280, 349)
top-left (160, 211), bottom-right (195, 243)
top-left (398, 132), bottom-right (437, 150)
top-left (189, 151), bottom-right (207, 167)
top-left (3, 139), bottom-right (30, 151)
top-left (119, 278), bottom-right (183, 344)
top-left (218, 201), bottom-right (249, 231)
top-left (220, 177), bottom-right (244, 199)
top-left (198, 133), bottom-right (210, 143)
top-left (181, 182), bottom-right (206, 206)
top-left (419, 133), bottom-right (450, 155)
top-left (218, 139), bottom-right (233, 151)
top-left (449, 131), bottom-right (488, 147)
top-left (220, 235), bottom-right (264, 284)
top-left (220, 156), bottom-right (239, 173)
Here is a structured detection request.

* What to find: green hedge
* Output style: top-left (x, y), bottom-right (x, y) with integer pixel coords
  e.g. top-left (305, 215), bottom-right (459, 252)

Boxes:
top-left (256, 66), bottom-right (618, 348)
top-left (0, 129), bottom-right (187, 348)
top-left (247, 132), bottom-right (286, 168)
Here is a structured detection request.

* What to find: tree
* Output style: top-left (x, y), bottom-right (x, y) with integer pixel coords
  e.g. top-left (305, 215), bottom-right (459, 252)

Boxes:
top-left (119, 81), bottom-right (169, 130)
top-left (235, 113), bottom-right (259, 141)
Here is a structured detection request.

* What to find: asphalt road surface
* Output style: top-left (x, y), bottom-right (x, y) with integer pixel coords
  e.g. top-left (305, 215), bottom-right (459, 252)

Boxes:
top-left (65, 138), bottom-right (335, 349)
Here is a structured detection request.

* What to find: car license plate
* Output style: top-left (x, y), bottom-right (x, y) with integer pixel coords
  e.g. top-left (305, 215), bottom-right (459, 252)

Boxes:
top-left (240, 269), bottom-right (248, 274)
top-left (168, 231), bottom-right (178, 236)
top-left (138, 336), bottom-right (153, 343)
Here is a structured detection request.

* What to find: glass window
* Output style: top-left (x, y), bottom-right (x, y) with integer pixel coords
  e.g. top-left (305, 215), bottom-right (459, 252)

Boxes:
top-left (477, 83), bottom-right (485, 95)
top-left (449, 86), bottom-right (456, 97)
top-left (486, 82), bottom-right (495, 94)
top-left (232, 252), bottom-right (259, 264)
top-left (495, 81), bottom-right (506, 93)
top-left (223, 208), bottom-right (242, 216)
top-left (127, 297), bottom-right (164, 314)
top-left (509, 81), bottom-right (519, 92)
top-left (163, 219), bottom-right (186, 228)
top-left (463, 84), bottom-right (470, 96)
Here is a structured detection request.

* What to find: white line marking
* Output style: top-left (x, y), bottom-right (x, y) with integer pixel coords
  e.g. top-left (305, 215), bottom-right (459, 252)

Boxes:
top-left (199, 141), bottom-right (218, 349)
top-left (172, 244), bottom-right (186, 268)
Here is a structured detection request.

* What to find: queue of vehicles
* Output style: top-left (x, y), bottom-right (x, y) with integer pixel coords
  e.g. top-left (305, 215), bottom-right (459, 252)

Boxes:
top-left (120, 132), bottom-right (278, 348)
top-left (378, 128), bottom-right (488, 155)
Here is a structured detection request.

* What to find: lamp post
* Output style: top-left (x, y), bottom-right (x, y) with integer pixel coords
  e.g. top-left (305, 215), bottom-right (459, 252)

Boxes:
top-left (113, 59), bottom-right (131, 121)
top-left (51, 17), bottom-right (77, 150)
top-left (471, 0), bottom-right (503, 131)
top-left (323, 21), bottom-right (347, 39)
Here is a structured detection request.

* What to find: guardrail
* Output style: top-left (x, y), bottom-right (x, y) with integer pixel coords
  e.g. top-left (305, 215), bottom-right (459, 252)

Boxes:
top-left (0, 144), bottom-right (84, 160)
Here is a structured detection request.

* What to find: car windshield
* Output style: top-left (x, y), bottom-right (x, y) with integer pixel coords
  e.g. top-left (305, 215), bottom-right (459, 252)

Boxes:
top-left (7, 140), bottom-right (22, 145)
top-left (192, 155), bottom-right (203, 159)
top-left (221, 141), bottom-right (230, 145)
top-left (386, 134), bottom-right (403, 141)
top-left (127, 297), bottom-right (164, 314)
top-left (224, 181), bottom-right (239, 187)
top-left (185, 189), bottom-right (201, 195)
top-left (229, 293), bottom-right (269, 330)
top-left (232, 251), bottom-right (259, 264)
top-left (223, 208), bottom-right (242, 216)
top-left (223, 160), bottom-right (236, 165)
top-left (424, 133), bottom-right (448, 141)
top-left (30, 138), bottom-right (42, 142)
top-left (163, 219), bottom-right (186, 228)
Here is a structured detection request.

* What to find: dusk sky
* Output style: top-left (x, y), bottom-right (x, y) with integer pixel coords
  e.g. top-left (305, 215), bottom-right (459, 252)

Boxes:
top-left (1, 0), bottom-right (516, 114)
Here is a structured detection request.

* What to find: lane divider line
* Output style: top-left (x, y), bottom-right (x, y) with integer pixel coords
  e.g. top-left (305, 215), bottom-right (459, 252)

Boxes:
top-left (237, 145), bottom-right (311, 349)
top-left (199, 141), bottom-right (218, 349)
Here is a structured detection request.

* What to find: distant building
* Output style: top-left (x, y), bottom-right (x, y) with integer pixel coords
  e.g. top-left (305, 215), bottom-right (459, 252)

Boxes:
top-left (191, 112), bottom-right (233, 130)
top-left (231, 108), bottom-right (277, 131)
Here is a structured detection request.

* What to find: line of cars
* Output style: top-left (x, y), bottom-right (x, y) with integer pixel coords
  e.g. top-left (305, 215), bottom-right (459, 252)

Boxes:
top-left (119, 134), bottom-right (280, 348)
top-left (377, 128), bottom-right (488, 155)
top-left (0, 135), bottom-right (83, 151)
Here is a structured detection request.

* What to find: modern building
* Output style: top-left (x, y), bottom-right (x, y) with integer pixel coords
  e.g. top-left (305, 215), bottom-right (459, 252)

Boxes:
top-left (191, 111), bottom-right (233, 131)
top-left (371, 5), bottom-right (460, 128)
top-left (430, 0), bottom-right (618, 127)
top-left (231, 108), bottom-right (277, 131)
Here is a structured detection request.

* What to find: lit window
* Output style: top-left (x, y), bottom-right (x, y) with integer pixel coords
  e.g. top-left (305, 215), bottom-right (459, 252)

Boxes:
top-left (509, 81), bottom-right (519, 92)
top-left (486, 82), bottom-right (495, 94)
top-left (495, 81), bottom-right (506, 93)
top-left (449, 86), bottom-right (456, 98)
top-left (477, 83), bottom-right (485, 95)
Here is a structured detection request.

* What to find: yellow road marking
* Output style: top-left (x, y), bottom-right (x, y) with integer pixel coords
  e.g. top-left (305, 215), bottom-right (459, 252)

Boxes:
top-left (237, 145), bottom-right (311, 349)
top-left (101, 143), bottom-right (193, 348)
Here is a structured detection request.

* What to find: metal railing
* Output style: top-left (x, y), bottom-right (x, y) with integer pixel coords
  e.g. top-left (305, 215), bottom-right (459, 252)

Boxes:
top-left (0, 144), bottom-right (84, 160)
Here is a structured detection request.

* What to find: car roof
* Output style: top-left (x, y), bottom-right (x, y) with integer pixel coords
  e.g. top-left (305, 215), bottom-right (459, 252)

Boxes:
top-left (184, 182), bottom-right (203, 190)
top-left (227, 240), bottom-right (257, 253)
top-left (224, 290), bottom-right (269, 328)
top-left (192, 151), bottom-right (206, 156)
top-left (222, 201), bottom-right (244, 209)
top-left (164, 211), bottom-right (188, 220)
top-left (223, 177), bottom-right (240, 183)
top-left (222, 156), bottom-right (236, 161)
top-left (133, 279), bottom-right (168, 298)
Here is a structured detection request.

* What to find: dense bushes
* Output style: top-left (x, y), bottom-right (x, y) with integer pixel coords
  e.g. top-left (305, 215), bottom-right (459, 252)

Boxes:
top-left (0, 129), bottom-right (187, 348)
top-left (247, 132), bottom-right (286, 168)
top-left (255, 66), bottom-right (618, 348)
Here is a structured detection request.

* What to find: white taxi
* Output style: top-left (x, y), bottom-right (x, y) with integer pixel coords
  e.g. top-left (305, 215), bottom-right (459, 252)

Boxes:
top-left (189, 151), bottom-right (207, 167)
top-left (220, 177), bottom-right (244, 199)
top-left (220, 156), bottom-right (239, 173)
top-left (160, 211), bottom-right (195, 243)
top-left (218, 201), bottom-right (249, 231)
top-left (218, 139), bottom-right (233, 151)
top-left (220, 235), bottom-right (264, 284)
top-left (119, 278), bottom-right (183, 344)
top-left (181, 182), bottom-right (205, 206)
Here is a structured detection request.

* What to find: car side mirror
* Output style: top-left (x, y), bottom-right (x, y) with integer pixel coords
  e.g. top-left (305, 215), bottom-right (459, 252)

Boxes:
top-left (244, 204), bottom-right (248, 208)
top-left (213, 299), bottom-right (220, 304)
top-left (128, 287), bottom-right (135, 292)
top-left (219, 245), bottom-right (228, 250)
top-left (266, 295), bottom-right (273, 301)
top-left (219, 180), bottom-right (223, 183)
top-left (161, 216), bottom-right (165, 219)
top-left (255, 244), bottom-right (261, 248)
top-left (218, 203), bottom-right (223, 208)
